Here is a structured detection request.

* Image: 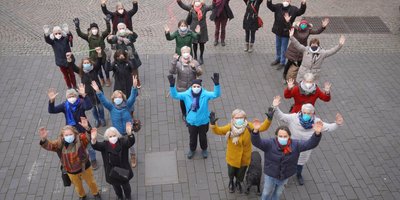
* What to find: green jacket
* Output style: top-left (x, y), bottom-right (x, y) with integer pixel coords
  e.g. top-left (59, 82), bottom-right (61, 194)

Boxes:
top-left (165, 30), bottom-right (199, 56)
top-left (76, 22), bottom-right (111, 62)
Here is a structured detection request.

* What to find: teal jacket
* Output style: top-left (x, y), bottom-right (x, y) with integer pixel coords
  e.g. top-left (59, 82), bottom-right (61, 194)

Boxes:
top-left (170, 85), bottom-right (221, 126)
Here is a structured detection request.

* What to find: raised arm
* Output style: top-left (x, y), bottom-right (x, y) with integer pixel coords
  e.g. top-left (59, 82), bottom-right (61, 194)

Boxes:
top-left (250, 129), bottom-right (271, 152)
top-left (249, 118), bottom-right (272, 132)
top-left (283, 79), bottom-right (296, 98)
top-left (266, 0), bottom-right (277, 12)
top-left (126, 86), bottom-right (138, 109)
top-left (209, 111), bottom-right (230, 135)
top-left (102, 15), bottom-right (112, 38)
top-left (289, 35), bottom-right (308, 52)
top-left (296, 1), bottom-right (306, 16)
top-left (165, 30), bottom-right (177, 41)
top-left (207, 73), bottom-right (221, 100)
top-left (92, 81), bottom-right (114, 110)
top-left (75, 23), bottom-right (89, 41)
top-left (177, 0), bottom-right (192, 11)
top-left (128, 1), bottom-right (139, 17)
top-left (101, 4), bottom-right (114, 16)
top-left (316, 85), bottom-right (331, 102)
top-left (39, 127), bottom-right (62, 152)
top-left (299, 120), bottom-right (322, 152)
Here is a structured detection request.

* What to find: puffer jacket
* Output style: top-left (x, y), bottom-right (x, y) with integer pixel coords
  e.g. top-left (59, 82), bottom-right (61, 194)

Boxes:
top-left (169, 57), bottom-right (202, 92)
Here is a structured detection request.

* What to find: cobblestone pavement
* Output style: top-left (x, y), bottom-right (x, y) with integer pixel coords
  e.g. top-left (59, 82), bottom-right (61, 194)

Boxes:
top-left (1, 0), bottom-right (400, 200)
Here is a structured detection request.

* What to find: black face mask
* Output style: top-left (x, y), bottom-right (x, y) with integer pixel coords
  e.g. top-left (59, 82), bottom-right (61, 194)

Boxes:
top-left (311, 46), bottom-right (319, 51)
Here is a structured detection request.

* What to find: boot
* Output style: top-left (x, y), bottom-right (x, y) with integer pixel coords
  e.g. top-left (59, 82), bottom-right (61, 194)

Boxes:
top-left (100, 78), bottom-right (105, 86)
top-left (236, 180), bottom-right (243, 193)
top-left (221, 40), bottom-right (226, 46)
top-left (105, 78), bottom-right (111, 87)
top-left (131, 154), bottom-right (137, 168)
top-left (228, 179), bottom-right (235, 193)
top-left (244, 43), bottom-right (249, 52)
top-left (248, 43), bottom-right (254, 53)
top-left (199, 55), bottom-right (204, 65)
top-left (297, 174), bottom-right (304, 185)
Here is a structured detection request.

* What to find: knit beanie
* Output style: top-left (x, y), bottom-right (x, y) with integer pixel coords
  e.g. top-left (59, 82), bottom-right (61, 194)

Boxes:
top-left (191, 79), bottom-right (202, 86)
top-left (90, 23), bottom-right (99, 29)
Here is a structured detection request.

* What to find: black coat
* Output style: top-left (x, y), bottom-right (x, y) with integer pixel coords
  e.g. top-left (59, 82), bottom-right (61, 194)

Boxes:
top-left (267, 1), bottom-right (306, 37)
top-left (243, 0), bottom-right (263, 31)
top-left (210, 0), bottom-right (234, 21)
top-left (107, 60), bottom-right (134, 98)
top-left (92, 134), bottom-right (135, 185)
top-left (44, 33), bottom-right (73, 67)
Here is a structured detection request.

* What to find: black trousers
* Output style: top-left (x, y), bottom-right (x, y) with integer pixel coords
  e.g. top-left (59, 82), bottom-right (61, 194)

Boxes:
top-left (112, 182), bottom-right (131, 199)
top-left (180, 100), bottom-right (186, 117)
top-left (245, 29), bottom-right (256, 43)
top-left (187, 123), bottom-right (209, 151)
top-left (227, 164), bottom-right (248, 182)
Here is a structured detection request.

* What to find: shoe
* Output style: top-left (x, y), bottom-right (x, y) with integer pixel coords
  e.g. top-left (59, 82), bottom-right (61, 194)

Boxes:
top-left (105, 78), bottom-right (111, 87)
top-left (297, 174), bottom-right (304, 185)
top-left (131, 154), bottom-right (137, 168)
top-left (201, 150), bottom-right (208, 159)
top-left (248, 43), bottom-right (254, 53)
top-left (221, 41), bottom-right (225, 46)
top-left (117, 197), bottom-right (123, 200)
top-left (270, 60), bottom-right (280, 66)
top-left (199, 56), bottom-right (204, 65)
top-left (91, 160), bottom-right (98, 170)
top-left (79, 196), bottom-right (87, 200)
top-left (236, 181), bottom-right (243, 193)
top-left (100, 79), bottom-right (105, 86)
top-left (228, 180), bottom-right (235, 193)
top-left (213, 41), bottom-right (219, 46)
top-left (276, 64), bottom-right (285, 70)
top-left (244, 43), bottom-right (249, 52)
top-left (187, 150), bottom-right (195, 159)
top-left (94, 193), bottom-right (102, 200)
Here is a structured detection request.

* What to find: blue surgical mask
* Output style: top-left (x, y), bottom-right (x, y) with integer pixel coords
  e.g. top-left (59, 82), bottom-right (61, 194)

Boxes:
top-left (278, 137), bottom-right (288, 145)
top-left (64, 135), bottom-right (75, 143)
top-left (302, 114), bottom-right (312, 121)
top-left (192, 87), bottom-right (201, 94)
top-left (114, 98), bottom-right (123, 105)
top-left (83, 63), bottom-right (92, 71)
top-left (235, 118), bottom-right (245, 127)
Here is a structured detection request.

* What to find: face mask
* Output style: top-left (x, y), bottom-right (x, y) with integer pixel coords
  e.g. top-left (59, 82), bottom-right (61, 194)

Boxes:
top-left (180, 26), bottom-right (188, 32)
top-left (311, 46), bottom-right (319, 51)
top-left (300, 24), bottom-right (307, 30)
top-left (118, 9), bottom-right (124, 14)
top-left (192, 87), bottom-right (201, 94)
top-left (83, 63), bottom-right (92, 71)
top-left (55, 34), bottom-right (62, 39)
top-left (114, 98), bottom-right (123, 105)
top-left (64, 135), bottom-right (75, 143)
top-left (182, 53), bottom-right (190, 59)
top-left (109, 136), bottom-right (118, 144)
top-left (91, 29), bottom-right (98, 35)
top-left (67, 97), bottom-right (77, 104)
top-left (282, 1), bottom-right (290, 7)
top-left (194, 2), bottom-right (201, 7)
top-left (302, 113), bottom-right (312, 121)
top-left (119, 29), bottom-right (126, 36)
top-left (305, 83), bottom-right (313, 89)
top-left (278, 137), bottom-right (288, 145)
top-left (235, 118), bottom-right (245, 127)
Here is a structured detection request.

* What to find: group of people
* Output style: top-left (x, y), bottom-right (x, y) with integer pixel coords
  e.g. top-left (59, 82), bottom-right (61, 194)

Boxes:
top-left (39, 0), bottom-right (347, 199)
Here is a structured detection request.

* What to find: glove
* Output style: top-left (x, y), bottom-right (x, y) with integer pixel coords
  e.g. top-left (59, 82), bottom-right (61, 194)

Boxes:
top-left (209, 112), bottom-right (219, 125)
top-left (211, 73), bottom-right (219, 85)
top-left (265, 107), bottom-right (275, 121)
top-left (73, 18), bottom-right (80, 28)
top-left (104, 14), bottom-right (112, 22)
top-left (43, 25), bottom-right (50, 35)
top-left (167, 75), bottom-right (175, 87)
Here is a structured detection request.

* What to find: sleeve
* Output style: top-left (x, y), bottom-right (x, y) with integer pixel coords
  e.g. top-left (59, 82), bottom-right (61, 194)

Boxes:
top-left (91, 141), bottom-right (106, 151)
top-left (165, 31), bottom-right (177, 41)
top-left (169, 58), bottom-right (178, 75)
top-left (289, 36), bottom-right (308, 53)
top-left (206, 85), bottom-right (221, 100)
top-left (267, 0), bottom-right (276, 12)
top-left (126, 87), bottom-right (138, 109)
top-left (193, 61), bottom-right (202, 76)
top-left (177, 0), bottom-right (192, 11)
top-left (170, 86), bottom-right (186, 100)
top-left (325, 44), bottom-right (343, 58)
top-left (81, 96), bottom-right (93, 111)
top-left (97, 91), bottom-right (114, 110)
top-left (40, 139), bottom-right (61, 152)
top-left (128, 2), bottom-right (138, 17)
top-left (68, 57), bottom-right (80, 74)
top-left (94, 57), bottom-right (103, 72)
top-left (321, 121), bottom-right (339, 133)
top-left (298, 133), bottom-right (321, 152)
top-left (316, 87), bottom-right (331, 102)
top-left (102, 22), bottom-right (111, 38)
top-left (76, 27), bottom-right (89, 41)
top-left (101, 4), bottom-right (113, 15)
top-left (48, 101), bottom-right (64, 114)
top-left (250, 132), bottom-right (271, 152)
top-left (44, 34), bottom-right (55, 45)
top-left (205, 3), bottom-right (215, 12)
top-left (107, 35), bottom-right (118, 44)
top-left (309, 26), bottom-right (325, 35)
top-left (210, 123), bottom-right (231, 136)
top-left (283, 86), bottom-right (295, 99)
top-left (79, 133), bottom-right (90, 148)
top-left (275, 107), bottom-right (293, 123)
top-left (191, 31), bottom-right (200, 40)
top-left (243, 0), bottom-right (248, 5)
top-left (121, 134), bottom-right (136, 148)
top-left (296, 2), bottom-right (306, 16)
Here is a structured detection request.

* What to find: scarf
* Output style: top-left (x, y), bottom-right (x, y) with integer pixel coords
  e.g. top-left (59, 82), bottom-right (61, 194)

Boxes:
top-left (299, 81), bottom-right (316, 95)
top-left (190, 89), bottom-right (202, 112)
top-left (277, 138), bottom-right (292, 155)
top-left (215, 0), bottom-right (227, 17)
top-left (298, 112), bottom-right (314, 129)
top-left (114, 101), bottom-right (127, 110)
top-left (110, 142), bottom-right (117, 149)
top-left (226, 120), bottom-right (248, 145)
top-left (194, 4), bottom-right (203, 21)
top-left (178, 29), bottom-right (189, 37)
top-left (65, 98), bottom-right (81, 126)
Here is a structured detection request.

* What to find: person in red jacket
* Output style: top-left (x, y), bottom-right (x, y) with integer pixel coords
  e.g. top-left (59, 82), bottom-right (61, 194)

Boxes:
top-left (284, 73), bottom-right (331, 113)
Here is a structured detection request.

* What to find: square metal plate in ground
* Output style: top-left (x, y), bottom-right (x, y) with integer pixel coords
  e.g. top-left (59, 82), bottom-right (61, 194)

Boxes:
top-left (145, 151), bottom-right (179, 186)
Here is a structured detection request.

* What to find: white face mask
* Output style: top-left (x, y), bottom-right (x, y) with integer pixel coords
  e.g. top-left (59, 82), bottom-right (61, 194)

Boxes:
top-left (118, 9), bottom-right (124, 14)
top-left (192, 87), bottom-right (201, 94)
top-left (109, 136), bottom-right (118, 144)
top-left (119, 29), bottom-right (126, 35)
top-left (67, 97), bottom-right (77, 104)
top-left (91, 29), bottom-right (98, 35)
top-left (55, 34), bottom-right (62, 39)
top-left (305, 83), bottom-right (313, 89)
top-left (282, 1), bottom-right (290, 7)
top-left (194, 2), bottom-right (201, 7)
top-left (182, 53), bottom-right (190, 59)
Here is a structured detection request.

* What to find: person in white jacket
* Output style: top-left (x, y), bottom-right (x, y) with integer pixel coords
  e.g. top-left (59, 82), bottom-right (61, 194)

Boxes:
top-left (271, 95), bottom-right (344, 185)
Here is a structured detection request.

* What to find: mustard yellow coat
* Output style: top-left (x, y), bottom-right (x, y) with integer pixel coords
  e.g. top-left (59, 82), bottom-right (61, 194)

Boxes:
top-left (210, 119), bottom-right (271, 168)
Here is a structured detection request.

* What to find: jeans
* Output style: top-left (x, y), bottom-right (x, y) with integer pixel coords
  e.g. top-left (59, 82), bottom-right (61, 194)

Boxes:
top-left (187, 123), bottom-right (209, 151)
top-left (91, 102), bottom-right (105, 123)
top-left (67, 167), bottom-right (99, 198)
top-left (112, 182), bottom-right (131, 199)
top-left (261, 175), bottom-right (288, 200)
top-left (87, 143), bottom-right (97, 161)
top-left (214, 17), bottom-right (228, 42)
top-left (275, 35), bottom-right (289, 65)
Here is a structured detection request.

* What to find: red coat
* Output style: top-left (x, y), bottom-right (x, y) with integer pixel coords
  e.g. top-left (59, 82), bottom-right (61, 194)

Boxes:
top-left (284, 85), bottom-right (331, 113)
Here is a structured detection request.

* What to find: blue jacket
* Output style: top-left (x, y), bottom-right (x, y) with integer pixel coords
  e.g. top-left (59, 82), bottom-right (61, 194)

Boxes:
top-left (170, 85), bottom-right (221, 126)
top-left (97, 87), bottom-right (137, 134)
top-left (48, 96), bottom-right (93, 133)
top-left (251, 132), bottom-right (321, 180)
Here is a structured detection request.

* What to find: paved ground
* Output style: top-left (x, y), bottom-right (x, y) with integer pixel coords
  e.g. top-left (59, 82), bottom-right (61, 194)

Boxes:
top-left (1, 0), bottom-right (400, 200)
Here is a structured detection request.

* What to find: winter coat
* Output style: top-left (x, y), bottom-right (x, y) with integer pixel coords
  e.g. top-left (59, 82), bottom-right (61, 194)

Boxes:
top-left (178, 1), bottom-right (214, 43)
top-left (285, 26), bottom-right (325, 61)
top-left (101, 2), bottom-right (138, 34)
top-left (275, 107), bottom-right (338, 165)
top-left (97, 87), bottom-right (137, 134)
top-left (48, 96), bottom-right (93, 133)
top-left (267, 1), bottom-right (306, 37)
top-left (108, 33), bottom-right (138, 62)
top-left (106, 60), bottom-right (134, 98)
top-left (40, 132), bottom-right (91, 174)
top-left (68, 56), bottom-right (103, 105)
top-left (284, 85), bottom-right (330, 113)
top-left (251, 130), bottom-right (321, 180)
top-left (169, 57), bottom-right (202, 92)
top-left (165, 30), bottom-right (199, 56)
top-left (289, 36), bottom-right (343, 83)
top-left (170, 85), bottom-right (221, 126)
top-left (243, 0), bottom-right (263, 31)
top-left (76, 22), bottom-right (111, 63)
top-left (44, 33), bottom-right (73, 67)
top-left (210, 0), bottom-right (234, 21)
top-left (210, 118), bottom-right (271, 168)
top-left (92, 134), bottom-right (135, 185)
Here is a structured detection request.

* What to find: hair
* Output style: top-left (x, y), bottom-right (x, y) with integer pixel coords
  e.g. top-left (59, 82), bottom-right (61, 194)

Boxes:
top-left (275, 126), bottom-right (291, 136)
top-left (309, 38), bottom-right (320, 46)
top-left (180, 46), bottom-right (191, 54)
top-left (192, 0), bottom-right (205, 4)
top-left (178, 20), bottom-right (188, 27)
top-left (303, 73), bottom-right (315, 82)
top-left (65, 88), bottom-right (78, 98)
top-left (116, 2), bottom-right (124, 9)
top-left (301, 103), bottom-right (315, 113)
top-left (60, 125), bottom-right (79, 137)
top-left (53, 26), bottom-right (62, 33)
top-left (114, 49), bottom-right (128, 62)
top-left (111, 90), bottom-right (127, 102)
top-left (104, 127), bottom-right (122, 141)
top-left (78, 57), bottom-right (95, 77)
top-left (231, 109), bottom-right (247, 118)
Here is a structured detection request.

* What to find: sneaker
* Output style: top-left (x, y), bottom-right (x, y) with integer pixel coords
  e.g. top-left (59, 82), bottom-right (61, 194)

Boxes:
top-left (221, 41), bottom-right (226, 46)
top-left (297, 174), bottom-right (304, 185)
top-left (131, 154), bottom-right (137, 168)
top-left (213, 41), bottom-right (219, 46)
top-left (276, 64), bottom-right (285, 70)
top-left (187, 150), bottom-right (195, 159)
top-left (201, 150), bottom-right (208, 159)
top-left (270, 60), bottom-right (280, 66)
top-left (94, 193), bottom-right (102, 200)
top-left (91, 160), bottom-right (98, 170)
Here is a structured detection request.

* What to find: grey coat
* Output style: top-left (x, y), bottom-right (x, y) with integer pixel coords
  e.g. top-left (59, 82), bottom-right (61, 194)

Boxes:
top-left (178, 1), bottom-right (214, 43)
top-left (289, 36), bottom-right (343, 82)
top-left (169, 57), bottom-right (202, 92)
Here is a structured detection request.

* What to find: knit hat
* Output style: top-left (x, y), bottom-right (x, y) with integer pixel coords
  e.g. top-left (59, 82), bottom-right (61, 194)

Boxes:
top-left (191, 79), bottom-right (202, 86)
top-left (89, 23), bottom-right (99, 29)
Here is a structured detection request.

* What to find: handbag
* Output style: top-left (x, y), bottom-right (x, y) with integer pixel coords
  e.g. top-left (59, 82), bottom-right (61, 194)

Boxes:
top-left (60, 166), bottom-right (71, 187)
top-left (109, 166), bottom-right (130, 182)
top-left (250, 3), bottom-right (263, 28)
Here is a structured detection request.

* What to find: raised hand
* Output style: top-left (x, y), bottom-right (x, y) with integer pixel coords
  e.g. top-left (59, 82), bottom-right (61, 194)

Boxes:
top-left (195, 25), bottom-right (201, 33)
top-left (283, 13), bottom-right (291, 23)
top-left (335, 113), bottom-right (344, 125)
top-left (265, 107), bottom-right (275, 120)
top-left (252, 118), bottom-right (262, 132)
top-left (95, 47), bottom-right (102, 55)
top-left (91, 128), bottom-right (97, 144)
top-left (173, 53), bottom-right (180, 60)
top-left (301, 0), bottom-right (306, 4)
top-left (132, 75), bottom-right (138, 88)
top-left (123, 38), bottom-right (131, 44)
top-left (66, 52), bottom-right (73, 62)
top-left (209, 112), bottom-right (219, 125)
top-left (313, 121), bottom-right (323, 135)
top-left (167, 75), bottom-right (175, 87)
top-left (78, 117), bottom-right (90, 130)
top-left (101, 0), bottom-right (108, 5)
top-left (107, 35), bottom-right (114, 40)
top-left (126, 122), bottom-right (132, 135)
top-left (339, 35), bottom-right (346, 46)
top-left (289, 27), bottom-right (295, 37)
top-left (38, 127), bottom-right (48, 141)
top-left (43, 25), bottom-right (50, 35)
top-left (91, 81), bottom-right (100, 92)
top-left (73, 18), bottom-right (80, 28)
top-left (211, 73), bottom-right (219, 85)
top-left (47, 88), bottom-right (58, 102)
top-left (77, 83), bottom-right (86, 97)
top-left (104, 14), bottom-right (112, 22)
top-left (287, 78), bottom-right (295, 90)
top-left (272, 96), bottom-right (281, 108)
top-left (164, 24), bottom-right (170, 33)
top-left (324, 82), bottom-right (332, 93)
top-left (322, 18), bottom-right (330, 28)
